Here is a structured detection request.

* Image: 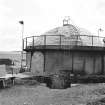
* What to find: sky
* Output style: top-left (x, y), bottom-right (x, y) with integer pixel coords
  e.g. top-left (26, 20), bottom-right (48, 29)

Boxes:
top-left (0, 0), bottom-right (105, 51)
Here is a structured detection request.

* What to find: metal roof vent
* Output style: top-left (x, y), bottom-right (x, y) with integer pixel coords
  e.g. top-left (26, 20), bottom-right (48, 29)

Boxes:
top-left (63, 16), bottom-right (70, 26)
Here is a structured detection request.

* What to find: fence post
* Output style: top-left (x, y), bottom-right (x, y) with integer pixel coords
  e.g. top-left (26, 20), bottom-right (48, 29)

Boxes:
top-left (32, 36), bottom-right (34, 48)
top-left (44, 35), bottom-right (46, 48)
top-left (92, 36), bottom-right (93, 46)
top-left (60, 35), bottom-right (61, 49)
top-left (26, 38), bottom-right (27, 49)
top-left (23, 39), bottom-right (24, 50)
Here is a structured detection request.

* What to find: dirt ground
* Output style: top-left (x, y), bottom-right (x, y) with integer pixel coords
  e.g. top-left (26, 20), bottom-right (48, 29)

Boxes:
top-left (1, 83), bottom-right (105, 105)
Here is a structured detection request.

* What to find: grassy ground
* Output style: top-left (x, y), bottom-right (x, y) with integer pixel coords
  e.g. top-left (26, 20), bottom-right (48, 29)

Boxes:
top-left (1, 82), bottom-right (105, 105)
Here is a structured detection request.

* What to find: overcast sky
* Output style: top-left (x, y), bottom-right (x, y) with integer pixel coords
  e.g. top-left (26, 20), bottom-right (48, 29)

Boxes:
top-left (0, 0), bottom-right (105, 51)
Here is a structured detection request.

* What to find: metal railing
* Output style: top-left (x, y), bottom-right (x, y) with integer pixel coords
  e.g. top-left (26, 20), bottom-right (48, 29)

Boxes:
top-left (23, 35), bottom-right (105, 50)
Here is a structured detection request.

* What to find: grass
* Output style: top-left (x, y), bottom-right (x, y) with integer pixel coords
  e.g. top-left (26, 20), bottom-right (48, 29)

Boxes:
top-left (1, 80), bottom-right (105, 105)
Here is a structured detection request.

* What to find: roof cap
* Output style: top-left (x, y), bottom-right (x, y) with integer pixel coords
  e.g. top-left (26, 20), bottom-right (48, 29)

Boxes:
top-left (63, 16), bottom-right (70, 26)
